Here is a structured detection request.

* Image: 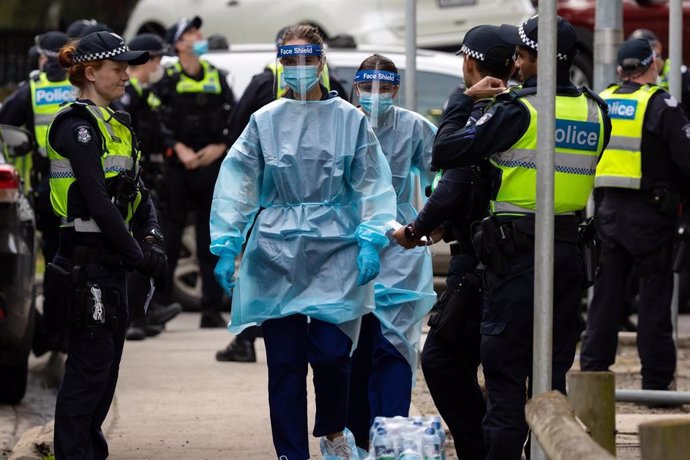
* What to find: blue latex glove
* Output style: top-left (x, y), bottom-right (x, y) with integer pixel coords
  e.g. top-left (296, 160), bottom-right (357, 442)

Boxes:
top-left (356, 244), bottom-right (380, 286)
top-left (214, 255), bottom-right (236, 295)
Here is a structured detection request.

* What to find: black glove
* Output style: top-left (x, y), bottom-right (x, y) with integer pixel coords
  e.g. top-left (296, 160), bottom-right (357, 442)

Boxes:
top-left (138, 235), bottom-right (168, 286)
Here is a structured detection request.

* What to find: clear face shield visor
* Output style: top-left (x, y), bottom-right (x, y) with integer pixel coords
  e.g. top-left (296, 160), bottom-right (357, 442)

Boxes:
top-left (276, 44), bottom-right (325, 102)
top-left (353, 69), bottom-right (400, 128)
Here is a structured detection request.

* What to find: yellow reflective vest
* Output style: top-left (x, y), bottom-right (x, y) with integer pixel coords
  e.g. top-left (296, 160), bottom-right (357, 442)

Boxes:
top-left (490, 89), bottom-right (606, 215)
top-left (595, 84), bottom-right (662, 189)
top-left (47, 102), bottom-right (142, 226)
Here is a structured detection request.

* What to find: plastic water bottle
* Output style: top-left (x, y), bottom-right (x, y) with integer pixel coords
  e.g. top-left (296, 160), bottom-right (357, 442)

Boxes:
top-left (398, 430), bottom-right (423, 460)
top-left (422, 427), bottom-right (441, 460)
top-left (431, 418), bottom-right (446, 460)
top-left (369, 418), bottom-right (384, 447)
top-left (372, 427), bottom-right (395, 460)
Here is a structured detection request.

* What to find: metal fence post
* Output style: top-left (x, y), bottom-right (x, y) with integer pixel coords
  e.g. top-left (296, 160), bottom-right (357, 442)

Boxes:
top-left (405, 0), bottom-right (417, 113)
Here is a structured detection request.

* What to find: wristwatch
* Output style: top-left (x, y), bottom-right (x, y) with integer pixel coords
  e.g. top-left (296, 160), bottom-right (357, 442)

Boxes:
top-left (404, 223), bottom-right (419, 240)
top-left (145, 228), bottom-right (164, 243)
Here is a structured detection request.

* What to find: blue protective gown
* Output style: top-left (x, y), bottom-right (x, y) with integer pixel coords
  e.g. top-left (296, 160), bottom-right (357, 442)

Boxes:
top-left (210, 93), bottom-right (397, 338)
top-left (371, 105), bottom-right (438, 372)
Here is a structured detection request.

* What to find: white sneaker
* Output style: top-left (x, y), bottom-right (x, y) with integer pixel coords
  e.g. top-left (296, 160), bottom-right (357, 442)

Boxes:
top-left (320, 428), bottom-right (357, 460)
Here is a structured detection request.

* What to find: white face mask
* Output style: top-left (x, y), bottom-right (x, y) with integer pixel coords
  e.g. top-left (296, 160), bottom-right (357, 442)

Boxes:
top-left (149, 64), bottom-right (164, 84)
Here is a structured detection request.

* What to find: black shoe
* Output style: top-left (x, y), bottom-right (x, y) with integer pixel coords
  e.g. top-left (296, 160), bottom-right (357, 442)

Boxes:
top-left (619, 315), bottom-right (638, 333)
top-left (200, 312), bottom-right (227, 328)
top-left (147, 302), bottom-right (183, 326)
top-left (126, 324), bottom-right (147, 341)
top-left (216, 338), bottom-right (257, 362)
top-left (145, 324), bottom-right (164, 337)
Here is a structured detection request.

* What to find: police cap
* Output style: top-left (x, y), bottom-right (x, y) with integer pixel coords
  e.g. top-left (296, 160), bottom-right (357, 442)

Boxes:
top-left (66, 19), bottom-right (97, 38)
top-left (628, 28), bottom-right (660, 45)
top-left (35, 31), bottom-right (69, 58)
top-left (72, 31), bottom-right (149, 65)
top-left (457, 25), bottom-right (515, 67)
top-left (498, 15), bottom-right (579, 62)
top-left (79, 22), bottom-right (113, 38)
top-left (129, 33), bottom-right (168, 56)
top-left (166, 16), bottom-right (202, 45)
top-left (617, 38), bottom-right (655, 72)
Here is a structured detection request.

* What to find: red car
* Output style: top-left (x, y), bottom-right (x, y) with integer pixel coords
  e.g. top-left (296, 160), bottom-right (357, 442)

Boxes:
top-left (547, 0), bottom-right (690, 86)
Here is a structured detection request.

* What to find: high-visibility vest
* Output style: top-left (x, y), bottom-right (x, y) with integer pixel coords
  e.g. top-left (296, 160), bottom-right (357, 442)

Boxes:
top-left (11, 72), bottom-right (75, 191)
top-left (489, 89), bottom-right (606, 216)
top-left (46, 102), bottom-right (142, 227)
top-left (267, 62), bottom-right (332, 99)
top-left (594, 84), bottom-right (661, 189)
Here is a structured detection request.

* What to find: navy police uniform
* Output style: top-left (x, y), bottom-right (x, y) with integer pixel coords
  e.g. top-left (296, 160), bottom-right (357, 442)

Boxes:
top-left (432, 17), bottom-right (611, 459)
top-left (580, 39), bottom-right (690, 390)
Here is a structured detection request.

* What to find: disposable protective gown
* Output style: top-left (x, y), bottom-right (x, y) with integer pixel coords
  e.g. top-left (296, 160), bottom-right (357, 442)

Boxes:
top-left (210, 94), bottom-right (397, 339)
top-left (372, 106), bottom-right (437, 372)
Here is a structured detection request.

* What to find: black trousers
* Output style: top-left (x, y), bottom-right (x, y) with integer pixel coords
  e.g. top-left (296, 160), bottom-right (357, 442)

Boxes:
top-left (481, 242), bottom-right (582, 460)
top-left (420, 251), bottom-right (487, 460)
top-left (581, 192), bottom-right (676, 389)
top-left (52, 255), bottom-right (128, 460)
top-left (161, 162), bottom-right (223, 313)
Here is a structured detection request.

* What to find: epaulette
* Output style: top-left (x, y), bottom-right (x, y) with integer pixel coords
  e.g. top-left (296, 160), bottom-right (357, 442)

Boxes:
top-left (494, 85), bottom-right (537, 102)
top-left (29, 70), bottom-right (41, 82)
top-left (580, 85), bottom-right (610, 112)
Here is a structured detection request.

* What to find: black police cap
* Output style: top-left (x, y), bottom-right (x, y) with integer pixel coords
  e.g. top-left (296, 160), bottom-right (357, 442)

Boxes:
top-left (35, 31), bottom-right (69, 58)
top-left (79, 22), bottom-right (113, 38)
top-left (66, 19), bottom-right (97, 38)
top-left (498, 15), bottom-right (579, 62)
top-left (129, 33), bottom-right (168, 56)
top-left (617, 38), bottom-right (655, 71)
top-left (73, 31), bottom-right (149, 65)
top-left (166, 16), bottom-right (202, 45)
top-left (457, 25), bottom-right (515, 67)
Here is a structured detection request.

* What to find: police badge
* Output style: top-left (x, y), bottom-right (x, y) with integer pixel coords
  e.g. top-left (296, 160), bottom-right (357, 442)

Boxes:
top-left (76, 125), bottom-right (91, 144)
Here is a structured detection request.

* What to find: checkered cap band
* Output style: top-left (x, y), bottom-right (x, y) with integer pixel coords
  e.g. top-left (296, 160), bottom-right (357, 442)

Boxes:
top-left (519, 21), bottom-right (569, 61)
top-left (37, 47), bottom-right (59, 59)
top-left (73, 45), bottom-right (130, 63)
top-left (461, 44), bottom-right (484, 61)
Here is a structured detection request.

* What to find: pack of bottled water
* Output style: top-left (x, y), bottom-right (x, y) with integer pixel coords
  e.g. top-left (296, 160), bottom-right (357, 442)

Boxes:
top-left (365, 415), bottom-right (446, 460)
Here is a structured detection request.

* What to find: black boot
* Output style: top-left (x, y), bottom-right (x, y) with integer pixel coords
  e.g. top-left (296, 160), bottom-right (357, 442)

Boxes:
top-left (200, 311), bottom-right (227, 328)
top-left (126, 321), bottom-right (147, 341)
top-left (147, 301), bottom-right (183, 326)
top-left (216, 338), bottom-right (256, 362)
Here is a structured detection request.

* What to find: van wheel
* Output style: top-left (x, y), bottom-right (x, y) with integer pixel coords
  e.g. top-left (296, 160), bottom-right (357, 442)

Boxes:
top-left (0, 362), bottom-right (29, 404)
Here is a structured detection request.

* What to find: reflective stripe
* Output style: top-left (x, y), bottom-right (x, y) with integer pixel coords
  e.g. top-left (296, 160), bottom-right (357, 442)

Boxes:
top-left (50, 158), bottom-right (74, 178)
top-left (50, 155), bottom-right (132, 178)
top-left (594, 176), bottom-right (642, 188)
top-left (86, 105), bottom-right (121, 142)
top-left (606, 135), bottom-right (640, 152)
top-left (492, 148), bottom-right (598, 175)
top-left (492, 201), bottom-right (577, 215)
top-left (34, 113), bottom-right (56, 125)
top-left (62, 217), bottom-right (102, 233)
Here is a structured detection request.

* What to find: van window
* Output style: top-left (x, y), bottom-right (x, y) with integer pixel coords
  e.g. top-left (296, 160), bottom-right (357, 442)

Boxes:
top-left (331, 67), bottom-right (463, 125)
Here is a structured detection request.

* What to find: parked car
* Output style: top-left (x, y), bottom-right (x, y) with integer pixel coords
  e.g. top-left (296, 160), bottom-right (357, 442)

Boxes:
top-left (550, 0), bottom-right (690, 87)
top-left (165, 44), bottom-right (462, 309)
top-left (124, 0), bottom-right (535, 51)
top-left (0, 124), bottom-right (37, 404)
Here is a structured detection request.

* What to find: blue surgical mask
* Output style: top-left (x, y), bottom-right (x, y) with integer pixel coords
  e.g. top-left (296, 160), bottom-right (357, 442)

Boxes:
top-left (359, 92), bottom-right (395, 118)
top-left (192, 39), bottom-right (208, 56)
top-left (282, 65), bottom-right (320, 94)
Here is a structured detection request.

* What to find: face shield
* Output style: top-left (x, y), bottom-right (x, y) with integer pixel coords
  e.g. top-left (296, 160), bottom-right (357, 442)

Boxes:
top-left (277, 44), bottom-right (324, 102)
top-left (353, 68), bottom-right (400, 128)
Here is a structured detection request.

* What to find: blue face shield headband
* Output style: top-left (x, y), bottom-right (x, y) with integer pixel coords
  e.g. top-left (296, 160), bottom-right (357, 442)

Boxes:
top-left (277, 44), bottom-right (323, 59)
top-left (353, 70), bottom-right (401, 86)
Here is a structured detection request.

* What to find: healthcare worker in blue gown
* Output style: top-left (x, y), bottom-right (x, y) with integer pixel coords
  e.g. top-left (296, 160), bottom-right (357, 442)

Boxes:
top-left (345, 54), bottom-right (437, 453)
top-left (209, 25), bottom-right (396, 460)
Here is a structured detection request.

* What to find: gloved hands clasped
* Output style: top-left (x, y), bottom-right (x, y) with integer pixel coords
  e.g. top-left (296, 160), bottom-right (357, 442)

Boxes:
top-left (356, 244), bottom-right (380, 286)
top-left (138, 233), bottom-right (168, 286)
top-left (214, 254), bottom-right (236, 295)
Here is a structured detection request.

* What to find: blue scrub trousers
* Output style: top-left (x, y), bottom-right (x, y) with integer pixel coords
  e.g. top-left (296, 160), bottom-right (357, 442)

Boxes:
top-left (262, 314), bottom-right (353, 460)
top-left (346, 313), bottom-right (413, 449)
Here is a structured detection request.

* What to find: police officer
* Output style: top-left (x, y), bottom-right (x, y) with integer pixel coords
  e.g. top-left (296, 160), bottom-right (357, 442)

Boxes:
top-left (65, 19), bottom-right (98, 39)
top-left (214, 26), bottom-right (348, 361)
top-left (156, 16), bottom-right (235, 328)
top-left (45, 31), bottom-right (167, 459)
top-left (0, 31), bottom-right (74, 355)
top-left (393, 25), bottom-right (514, 460)
top-left (580, 38), bottom-right (690, 393)
top-left (429, 16), bottom-right (611, 459)
top-left (119, 33), bottom-right (182, 341)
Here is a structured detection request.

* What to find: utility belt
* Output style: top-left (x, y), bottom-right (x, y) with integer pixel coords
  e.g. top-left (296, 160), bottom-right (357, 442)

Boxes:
top-left (602, 186), bottom-right (680, 216)
top-left (427, 267), bottom-right (483, 344)
top-left (44, 261), bottom-right (121, 330)
top-left (57, 232), bottom-right (124, 268)
top-left (472, 214), bottom-right (580, 275)
top-left (449, 240), bottom-right (474, 256)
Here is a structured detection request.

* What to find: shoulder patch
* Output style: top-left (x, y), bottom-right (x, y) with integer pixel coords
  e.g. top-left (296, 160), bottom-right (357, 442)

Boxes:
top-left (75, 125), bottom-right (92, 144)
top-left (476, 112), bottom-right (493, 126)
top-left (665, 95), bottom-right (679, 108)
